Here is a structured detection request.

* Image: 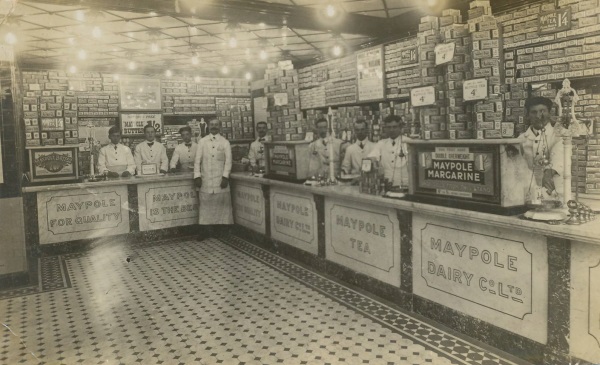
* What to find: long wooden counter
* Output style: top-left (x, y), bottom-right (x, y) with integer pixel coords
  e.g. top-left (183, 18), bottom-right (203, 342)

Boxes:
top-left (19, 172), bottom-right (600, 364)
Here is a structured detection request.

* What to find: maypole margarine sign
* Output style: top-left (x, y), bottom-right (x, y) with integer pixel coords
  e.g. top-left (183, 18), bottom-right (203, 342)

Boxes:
top-left (416, 146), bottom-right (498, 202)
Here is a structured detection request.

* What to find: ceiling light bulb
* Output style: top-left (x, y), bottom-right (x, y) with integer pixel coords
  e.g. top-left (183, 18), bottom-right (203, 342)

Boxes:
top-left (326, 4), bottom-right (336, 17)
top-left (128, 61), bottom-right (136, 70)
top-left (221, 65), bottom-right (229, 74)
top-left (4, 32), bottom-right (16, 45)
top-left (78, 49), bottom-right (87, 60)
top-left (165, 69), bottom-right (172, 77)
top-left (259, 50), bottom-right (268, 60)
top-left (426, 0), bottom-right (437, 6)
top-left (245, 72), bottom-right (252, 80)
top-left (75, 10), bottom-right (85, 22)
top-left (259, 22), bottom-right (266, 27)
top-left (151, 42), bottom-right (159, 53)
top-left (149, 11), bottom-right (157, 16)
top-left (68, 37), bottom-right (75, 45)
top-left (68, 65), bottom-right (77, 74)
top-left (332, 45), bottom-right (342, 57)
top-left (92, 26), bottom-right (102, 38)
top-left (228, 36), bottom-right (237, 48)
top-left (194, 76), bottom-right (201, 82)
top-left (113, 74), bottom-right (120, 81)
top-left (191, 55), bottom-right (199, 65)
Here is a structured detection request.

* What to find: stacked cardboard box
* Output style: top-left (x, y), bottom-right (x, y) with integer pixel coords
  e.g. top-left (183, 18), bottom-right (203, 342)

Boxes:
top-left (299, 87), bottom-right (326, 109)
top-left (22, 70), bottom-right (79, 147)
top-left (216, 97), bottom-right (252, 140)
top-left (265, 61), bottom-right (305, 142)
top-left (468, 0), bottom-right (506, 139)
top-left (384, 37), bottom-right (421, 98)
top-left (299, 55), bottom-right (357, 108)
top-left (333, 105), bottom-right (381, 142)
top-left (163, 95), bottom-right (216, 115)
top-left (441, 11), bottom-right (471, 139)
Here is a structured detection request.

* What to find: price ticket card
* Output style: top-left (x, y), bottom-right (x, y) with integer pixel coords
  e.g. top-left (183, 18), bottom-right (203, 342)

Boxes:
top-left (463, 78), bottom-right (488, 101)
top-left (411, 86), bottom-right (436, 107)
top-left (434, 43), bottom-right (456, 66)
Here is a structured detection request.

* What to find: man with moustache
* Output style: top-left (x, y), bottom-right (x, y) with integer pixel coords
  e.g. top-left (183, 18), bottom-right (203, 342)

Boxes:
top-left (134, 124), bottom-right (168, 174)
top-left (341, 119), bottom-right (374, 175)
top-left (170, 126), bottom-right (198, 172)
top-left (248, 121), bottom-right (269, 173)
top-left (194, 118), bottom-right (234, 229)
top-left (368, 115), bottom-right (412, 189)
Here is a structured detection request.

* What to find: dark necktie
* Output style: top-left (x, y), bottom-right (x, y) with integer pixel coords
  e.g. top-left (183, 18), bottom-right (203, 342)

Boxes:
top-left (185, 143), bottom-right (192, 148)
top-left (323, 139), bottom-right (327, 147)
top-left (114, 145), bottom-right (117, 150)
top-left (359, 142), bottom-right (364, 149)
top-left (148, 142), bottom-right (154, 147)
top-left (392, 140), bottom-right (396, 146)
top-left (259, 138), bottom-right (265, 142)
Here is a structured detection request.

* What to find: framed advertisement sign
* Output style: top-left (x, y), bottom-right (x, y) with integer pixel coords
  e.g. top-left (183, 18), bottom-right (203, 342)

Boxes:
top-left (356, 46), bottom-right (385, 102)
top-left (119, 77), bottom-right (161, 111)
top-left (28, 147), bottom-right (79, 182)
top-left (120, 113), bottom-right (163, 136)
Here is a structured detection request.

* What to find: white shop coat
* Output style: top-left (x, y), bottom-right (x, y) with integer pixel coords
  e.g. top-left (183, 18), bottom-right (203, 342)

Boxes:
top-left (194, 133), bottom-right (232, 194)
top-left (368, 135), bottom-right (412, 187)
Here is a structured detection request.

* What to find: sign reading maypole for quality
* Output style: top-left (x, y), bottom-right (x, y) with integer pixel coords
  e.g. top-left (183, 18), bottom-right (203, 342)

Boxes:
top-left (357, 46), bottom-right (385, 102)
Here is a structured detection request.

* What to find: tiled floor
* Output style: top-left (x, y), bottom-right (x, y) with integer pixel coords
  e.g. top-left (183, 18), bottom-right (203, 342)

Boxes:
top-left (0, 234), bottom-right (528, 365)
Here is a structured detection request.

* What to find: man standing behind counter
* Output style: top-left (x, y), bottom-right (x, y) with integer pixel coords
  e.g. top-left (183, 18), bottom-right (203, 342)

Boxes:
top-left (341, 119), bottom-right (374, 175)
top-left (518, 96), bottom-right (565, 200)
top-left (308, 118), bottom-right (343, 178)
top-left (368, 115), bottom-right (412, 189)
top-left (194, 118), bottom-right (234, 228)
top-left (134, 124), bottom-right (168, 175)
top-left (248, 121), bottom-right (269, 172)
top-left (97, 126), bottom-right (135, 178)
top-left (170, 126), bottom-right (197, 172)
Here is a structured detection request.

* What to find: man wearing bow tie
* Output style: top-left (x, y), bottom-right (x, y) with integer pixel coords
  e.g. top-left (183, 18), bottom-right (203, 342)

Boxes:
top-left (194, 118), bottom-right (234, 227)
top-left (170, 126), bottom-right (198, 172)
top-left (248, 121), bottom-right (269, 172)
top-left (98, 126), bottom-right (135, 178)
top-left (368, 115), bottom-right (412, 189)
top-left (341, 119), bottom-right (374, 175)
top-left (134, 124), bottom-right (169, 174)
top-left (308, 118), bottom-right (342, 177)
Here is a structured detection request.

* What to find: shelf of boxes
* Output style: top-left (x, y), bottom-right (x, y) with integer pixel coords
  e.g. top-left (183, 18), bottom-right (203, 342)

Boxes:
top-left (216, 97), bottom-right (253, 140)
top-left (299, 55), bottom-right (358, 108)
top-left (384, 37), bottom-right (421, 99)
top-left (266, 61), bottom-right (305, 142)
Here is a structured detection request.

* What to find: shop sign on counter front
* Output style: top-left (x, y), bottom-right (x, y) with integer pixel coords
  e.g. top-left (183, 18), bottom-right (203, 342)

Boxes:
top-left (413, 214), bottom-right (548, 343)
top-left (138, 181), bottom-right (199, 231)
top-left (270, 188), bottom-right (317, 255)
top-left (232, 182), bottom-right (265, 234)
top-left (38, 186), bottom-right (129, 244)
top-left (325, 197), bottom-right (401, 287)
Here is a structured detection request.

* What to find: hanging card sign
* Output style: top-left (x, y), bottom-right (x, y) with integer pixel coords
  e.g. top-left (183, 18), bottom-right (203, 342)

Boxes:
top-left (411, 86), bottom-right (436, 107)
top-left (539, 8), bottom-right (571, 34)
top-left (434, 43), bottom-right (455, 66)
top-left (357, 46), bottom-right (385, 102)
top-left (273, 93), bottom-right (288, 106)
top-left (463, 79), bottom-right (488, 101)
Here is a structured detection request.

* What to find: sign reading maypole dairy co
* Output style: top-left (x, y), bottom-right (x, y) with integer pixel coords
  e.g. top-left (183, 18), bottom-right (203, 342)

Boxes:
top-left (270, 187), bottom-right (317, 255)
top-left (232, 182), bottom-right (265, 234)
top-left (413, 214), bottom-right (548, 343)
top-left (570, 241), bottom-right (600, 363)
top-left (38, 186), bottom-right (129, 244)
top-left (138, 180), bottom-right (198, 231)
top-left (325, 197), bottom-right (401, 287)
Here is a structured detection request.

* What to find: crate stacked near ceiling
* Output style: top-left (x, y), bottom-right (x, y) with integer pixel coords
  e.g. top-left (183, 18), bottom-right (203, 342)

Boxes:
top-left (417, 15), bottom-right (448, 139)
top-left (22, 70), bottom-right (79, 147)
top-left (467, 0), bottom-right (506, 139)
top-left (161, 77), bottom-right (223, 115)
top-left (384, 37), bottom-right (420, 99)
top-left (440, 10), bottom-right (470, 139)
top-left (216, 97), bottom-right (252, 140)
top-left (76, 73), bottom-right (119, 119)
top-left (265, 61), bottom-right (304, 142)
top-left (298, 56), bottom-right (357, 109)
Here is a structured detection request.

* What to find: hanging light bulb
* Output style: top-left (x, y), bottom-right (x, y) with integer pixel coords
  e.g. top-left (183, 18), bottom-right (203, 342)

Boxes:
top-left (113, 74), bottom-right (120, 81)
top-left (326, 4), bottom-right (337, 17)
top-left (221, 65), bottom-right (229, 75)
top-left (68, 37), bottom-right (75, 45)
top-left (151, 42), bottom-right (159, 53)
top-left (128, 61), bottom-right (136, 70)
top-left (4, 32), bottom-right (16, 45)
top-left (332, 44), bottom-right (342, 57)
top-left (259, 49), bottom-right (268, 60)
top-left (78, 49), bottom-right (87, 60)
top-left (68, 65), bottom-right (77, 74)
top-left (92, 26), bottom-right (102, 38)
top-left (228, 35), bottom-right (237, 48)
top-left (245, 72), bottom-right (252, 80)
top-left (194, 75), bottom-right (201, 82)
top-left (191, 55), bottom-right (199, 65)
top-left (165, 69), bottom-right (172, 77)
top-left (75, 10), bottom-right (85, 22)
